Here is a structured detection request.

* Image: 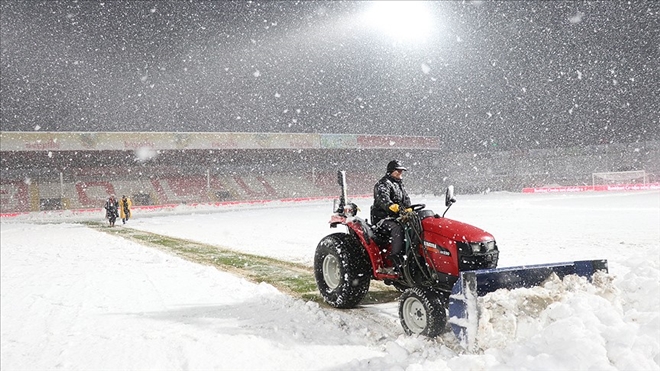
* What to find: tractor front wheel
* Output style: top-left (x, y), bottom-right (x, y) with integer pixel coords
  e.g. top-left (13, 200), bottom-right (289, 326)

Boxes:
top-left (314, 233), bottom-right (371, 309)
top-left (399, 287), bottom-right (447, 337)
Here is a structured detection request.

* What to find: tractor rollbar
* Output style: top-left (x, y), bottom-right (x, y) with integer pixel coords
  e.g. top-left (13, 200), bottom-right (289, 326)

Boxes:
top-left (336, 170), bottom-right (347, 214)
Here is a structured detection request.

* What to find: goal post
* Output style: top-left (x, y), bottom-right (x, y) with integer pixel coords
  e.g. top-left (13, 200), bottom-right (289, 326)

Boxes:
top-left (592, 170), bottom-right (648, 187)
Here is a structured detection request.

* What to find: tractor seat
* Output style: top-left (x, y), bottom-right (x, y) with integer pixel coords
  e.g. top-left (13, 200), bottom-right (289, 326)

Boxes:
top-left (367, 219), bottom-right (390, 248)
top-left (352, 216), bottom-right (375, 239)
top-left (352, 216), bottom-right (388, 247)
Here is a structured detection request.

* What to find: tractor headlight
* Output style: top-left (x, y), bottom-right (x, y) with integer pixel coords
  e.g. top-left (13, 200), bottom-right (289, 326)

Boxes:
top-left (456, 240), bottom-right (499, 270)
top-left (457, 240), bottom-right (498, 256)
top-left (484, 240), bottom-right (496, 252)
top-left (469, 240), bottom-right (496, 253)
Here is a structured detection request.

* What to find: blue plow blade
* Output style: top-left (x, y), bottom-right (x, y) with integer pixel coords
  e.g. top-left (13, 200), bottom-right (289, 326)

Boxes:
top-left (448, 259), bottom-right (608, 351)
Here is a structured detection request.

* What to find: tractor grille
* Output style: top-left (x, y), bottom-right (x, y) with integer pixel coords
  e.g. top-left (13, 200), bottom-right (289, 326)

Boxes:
top-left (456, 240), bottom-right (499, 271)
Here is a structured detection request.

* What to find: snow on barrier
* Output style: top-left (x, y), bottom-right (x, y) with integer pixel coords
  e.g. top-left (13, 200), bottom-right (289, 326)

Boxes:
top-left (522, 183), bottom-right (660, 193)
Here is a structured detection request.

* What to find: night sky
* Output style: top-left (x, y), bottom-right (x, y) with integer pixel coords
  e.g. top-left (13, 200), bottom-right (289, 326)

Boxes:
top-left (1, 1), bottom-right (658, 151)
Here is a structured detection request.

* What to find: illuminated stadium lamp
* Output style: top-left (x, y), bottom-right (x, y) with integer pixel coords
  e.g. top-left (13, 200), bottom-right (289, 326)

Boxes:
top-left (361, 1), bottom-right (435, 43)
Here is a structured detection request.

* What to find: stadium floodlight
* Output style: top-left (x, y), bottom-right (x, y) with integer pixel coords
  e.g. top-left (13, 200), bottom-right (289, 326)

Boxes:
top-left (360, 1), bottom-right (435, 44)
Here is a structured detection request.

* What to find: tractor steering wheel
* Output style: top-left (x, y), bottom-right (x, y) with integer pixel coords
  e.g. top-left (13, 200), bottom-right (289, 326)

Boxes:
top-left (409, 203), bottom-right (426, 211)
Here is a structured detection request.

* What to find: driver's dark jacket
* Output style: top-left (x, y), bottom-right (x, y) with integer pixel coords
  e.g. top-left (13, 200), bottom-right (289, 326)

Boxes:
top-left (371, 174), bottom-right (411, 225)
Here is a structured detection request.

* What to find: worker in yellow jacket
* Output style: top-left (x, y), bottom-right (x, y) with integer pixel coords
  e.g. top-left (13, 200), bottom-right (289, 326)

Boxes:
top-left (119, 195), bottom-right (132, 224)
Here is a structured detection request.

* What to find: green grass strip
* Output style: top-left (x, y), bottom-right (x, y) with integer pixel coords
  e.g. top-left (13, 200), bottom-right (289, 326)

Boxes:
top-left (83, 221), bottom-right (398, 304)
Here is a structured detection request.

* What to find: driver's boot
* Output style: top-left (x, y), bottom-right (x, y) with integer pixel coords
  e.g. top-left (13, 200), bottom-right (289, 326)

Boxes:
top-left (389, 255), bottom-right (403, 276)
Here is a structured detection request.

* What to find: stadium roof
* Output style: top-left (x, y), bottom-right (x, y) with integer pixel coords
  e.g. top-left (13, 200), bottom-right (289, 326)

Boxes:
top-left (0, 132), bottom-right (442, 152)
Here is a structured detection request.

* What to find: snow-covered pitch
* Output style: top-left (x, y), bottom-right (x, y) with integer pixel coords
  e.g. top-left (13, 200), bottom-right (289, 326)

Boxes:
top-left (2, 190), bottom-right (659, 370)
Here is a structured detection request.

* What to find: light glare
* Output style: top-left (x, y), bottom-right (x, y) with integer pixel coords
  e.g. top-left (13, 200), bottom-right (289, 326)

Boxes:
top-left (362, 1), bottom-right (434, 43)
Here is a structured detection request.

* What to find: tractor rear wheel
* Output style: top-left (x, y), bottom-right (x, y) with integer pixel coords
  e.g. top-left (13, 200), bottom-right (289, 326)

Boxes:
top-left (399, 287), bottom-right (447, 337)
top-left (314, 233), bottom-right (371, 309)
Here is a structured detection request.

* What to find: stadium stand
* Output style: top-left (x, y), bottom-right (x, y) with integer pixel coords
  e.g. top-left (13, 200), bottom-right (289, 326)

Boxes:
top-left (1, 132), bottom-right (658, 214)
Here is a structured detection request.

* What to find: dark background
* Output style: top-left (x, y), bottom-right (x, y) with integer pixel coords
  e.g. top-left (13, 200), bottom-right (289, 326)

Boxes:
top-left (2, 1), bottom-right (658, 152)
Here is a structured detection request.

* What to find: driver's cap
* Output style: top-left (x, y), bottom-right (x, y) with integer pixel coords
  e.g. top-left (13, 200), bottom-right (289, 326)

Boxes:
top-left (387, 160), bottom-right (407, 173)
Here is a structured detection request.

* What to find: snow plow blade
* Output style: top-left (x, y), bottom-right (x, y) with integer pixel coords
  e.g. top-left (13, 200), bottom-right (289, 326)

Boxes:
top-left (448, 259), bottom-right (608, 350)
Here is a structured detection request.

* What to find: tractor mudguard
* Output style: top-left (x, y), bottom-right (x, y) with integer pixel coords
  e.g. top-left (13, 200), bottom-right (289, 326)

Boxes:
top-left (448, 259), bottom-right (608, 350)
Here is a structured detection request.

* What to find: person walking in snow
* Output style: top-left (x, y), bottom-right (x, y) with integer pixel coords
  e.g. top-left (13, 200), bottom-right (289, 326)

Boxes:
top-left (104, 194), bottom-right (119, 227)
top-left (371, 160), bottom-right (412, 273)
top-left (119, 195), bottom-right (132, 224)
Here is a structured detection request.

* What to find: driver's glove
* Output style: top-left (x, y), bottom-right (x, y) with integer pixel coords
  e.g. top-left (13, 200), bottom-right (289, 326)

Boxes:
top-left (388, 204), bottom-right (400, 213)
top-left (404, 207), bottom-right (413, 213)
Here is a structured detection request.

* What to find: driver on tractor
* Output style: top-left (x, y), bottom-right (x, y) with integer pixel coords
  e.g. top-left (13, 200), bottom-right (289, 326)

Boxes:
top-left (371, 160), bottom-right (412, 274)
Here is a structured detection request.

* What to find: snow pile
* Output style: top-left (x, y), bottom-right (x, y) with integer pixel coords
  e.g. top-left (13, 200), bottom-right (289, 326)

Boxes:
top-left (476, 272), bottom-right (617, 350)
top-left (471, 265), bottom-right (659, 370)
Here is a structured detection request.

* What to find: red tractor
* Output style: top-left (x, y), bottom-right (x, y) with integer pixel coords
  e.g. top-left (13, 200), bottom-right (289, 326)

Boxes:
top-left (314, 171), bottom-right (607, 344)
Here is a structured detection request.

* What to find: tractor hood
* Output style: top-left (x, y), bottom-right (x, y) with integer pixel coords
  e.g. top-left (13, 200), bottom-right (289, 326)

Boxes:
top-left (422, 217), bottom-right (494, 243)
